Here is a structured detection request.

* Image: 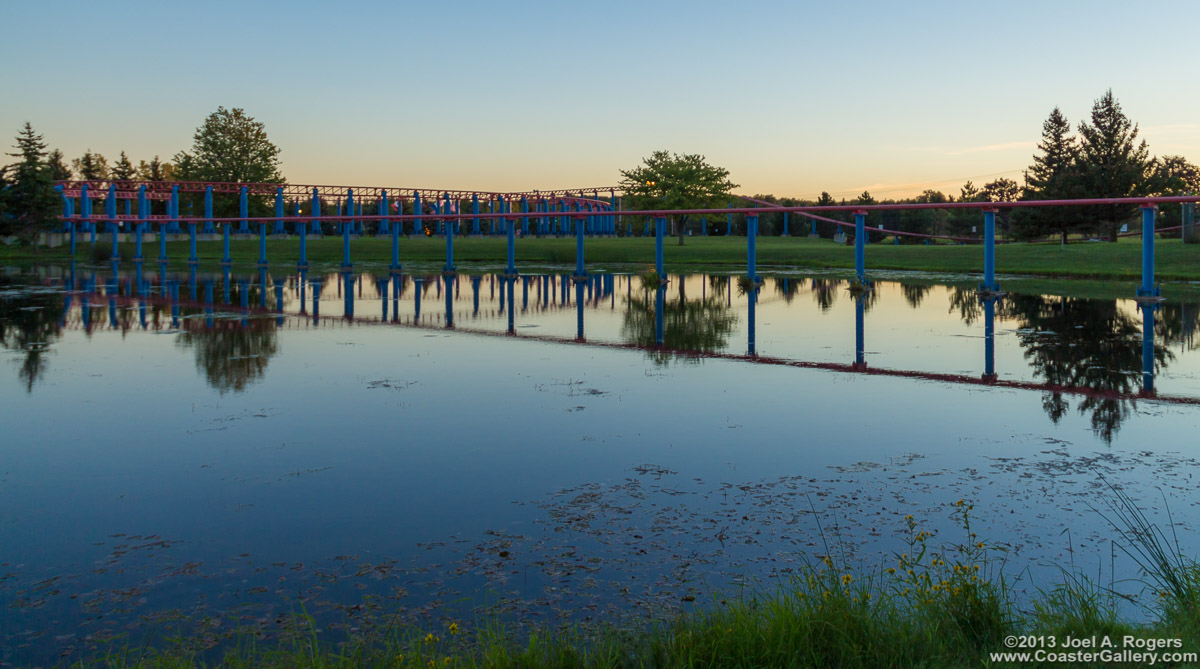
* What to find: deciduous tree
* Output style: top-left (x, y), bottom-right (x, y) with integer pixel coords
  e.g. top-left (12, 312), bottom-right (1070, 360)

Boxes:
top-left (619, 151), bottom-right (737, 245)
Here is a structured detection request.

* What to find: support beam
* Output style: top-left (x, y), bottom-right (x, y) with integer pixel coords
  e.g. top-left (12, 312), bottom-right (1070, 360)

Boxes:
top-left (1137, 204), bottom-right (1161, 300)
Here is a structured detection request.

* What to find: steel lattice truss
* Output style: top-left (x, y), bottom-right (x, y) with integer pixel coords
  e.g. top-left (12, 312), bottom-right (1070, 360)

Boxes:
top-left (55, 180), bottom-right (621, 206)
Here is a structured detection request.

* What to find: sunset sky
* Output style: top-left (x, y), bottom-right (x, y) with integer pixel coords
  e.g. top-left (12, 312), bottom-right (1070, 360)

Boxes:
top-left (3, 0), bottom-right (1198, 200)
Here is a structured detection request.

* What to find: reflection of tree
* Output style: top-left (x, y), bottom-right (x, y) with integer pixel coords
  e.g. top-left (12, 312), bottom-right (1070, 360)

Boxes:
top-left (810, 279), bottom-right (839, 312)
top-left (1156, 302), bottom-right (1200, 351)
top-left (948, 286), bottom-right (983, 325)
top-left (900, 283), bottom-right (933, 309)
top-left (621, 290), bottom-right (737, 365)
top-left (1003, 294), bottom-right (1172, 443)
top-left (774, 277), bottom-right (803, 304)
top-left (175, 319), bottom-right (279, 394)
top-left (0, 276), bottom-right (66, 393)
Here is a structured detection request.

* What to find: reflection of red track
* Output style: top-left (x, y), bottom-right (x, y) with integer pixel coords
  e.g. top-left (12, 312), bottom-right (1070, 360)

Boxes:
top-left (54, 281), bottom-right (1199, 408)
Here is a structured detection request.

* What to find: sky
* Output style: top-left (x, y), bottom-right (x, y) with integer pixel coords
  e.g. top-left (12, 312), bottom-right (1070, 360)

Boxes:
top-left (3, 0), bottom-right (1198, 200)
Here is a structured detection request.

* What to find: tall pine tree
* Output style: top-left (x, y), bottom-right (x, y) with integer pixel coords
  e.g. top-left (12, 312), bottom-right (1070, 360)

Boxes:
top-left (1076, 90), bottom-right (1153, 241)
top-left (111, 151), bottom-right (136, 181)
top-left (46, 149), bottom-right (71, 181)
top-left (4, 123), bottom-right (59, 251)
top-left (1016, 107), bottom-right (1087, 243)
top-left (72, 149), bottom-right (109, 180)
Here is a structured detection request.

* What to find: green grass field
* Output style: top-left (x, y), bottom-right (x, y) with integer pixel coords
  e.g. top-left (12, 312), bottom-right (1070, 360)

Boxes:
top-left (9, 234), bottom-right (1198, 277)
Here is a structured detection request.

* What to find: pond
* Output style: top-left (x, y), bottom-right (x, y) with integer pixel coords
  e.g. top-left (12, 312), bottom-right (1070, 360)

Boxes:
top-left (2, 261), bottom-right (1199, 664)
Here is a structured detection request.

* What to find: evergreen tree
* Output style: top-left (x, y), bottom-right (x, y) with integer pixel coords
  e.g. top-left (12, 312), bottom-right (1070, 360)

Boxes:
top-left (46, 149), bottom-right (71, 181)
top-left (72, 149), bottom-right (109, 181)
top-left (3, 123), bottom-right (59, 251)
top-left (136, 155), bottom-right (173, 181)
top-left (812, 191), bottom-right (841, 238)
top-left (111, 151), bottom-right (136, 181)
top-left (1076, 90), bottom-right (1153, 241)
top-left (948, 181), bottom-right (985, 236)
top-left (982, 177), bottom-right (1020, 235)
top-left (1016, 107), bottom-right (1086, 243)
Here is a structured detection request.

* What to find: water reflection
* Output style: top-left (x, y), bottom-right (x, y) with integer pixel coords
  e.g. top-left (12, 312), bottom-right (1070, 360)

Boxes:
top-left (620, 276), bottom-right (737, 364)
top-left (6, 266), bottom-right (1200, 437)
top-left (1002, 294), bottom-right (1172, 443)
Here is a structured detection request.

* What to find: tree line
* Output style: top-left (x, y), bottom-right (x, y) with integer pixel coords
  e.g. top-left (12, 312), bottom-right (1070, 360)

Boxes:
top-left (743, 90), bottom-right (1198, 243)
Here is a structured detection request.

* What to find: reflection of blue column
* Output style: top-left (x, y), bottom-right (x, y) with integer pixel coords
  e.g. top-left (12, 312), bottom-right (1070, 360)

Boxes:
top-left (655, 216), bottom-right (665, 278)
top-left (522, 275), bottom-right (529, 311)
top-left (748, 286), bottom-right (757, 356)
top-left (311, 277), bottom-right (322, 322)
top-left (655, 284), bottom-right (665, 347)
top-left (981, 209), bottom-right (998, 292)
top-left (275, 279), bottom-right (284, 326)
top-left (576, 281), bottom-right (585, 341)
top-left (444, 277), bottom-right (454, 328)
top-left (854, 294), bottom-right (866, 370)
top-left (188, 200), bottom-right (198, 265)
top-left (343, 272), bottom-right (354, 319)
top-left (379, 277), bottom-right (388, 321)
top-left (982, 296), bottom-right (997, 382)
top-left (258, 267), bottom-right (268, 308)
top-left (170, 280), bottom-right (180, 328)
top-left (205, 280), bottom-right (215, 329)
top-left (223, 266), bottom-right (232, 304)
top-left (413, 278), bottom-right (422, 321)
top-left (108, 263), bottom-right (119, 328)
top-left (472, 275), bottom-right (481, 315)
top-left (507, 278), bottom-right (516, 334)
top-left (188, 265), bottom-right (198, 301)
top-left (854, 211), bottom-right (867, 286)
top-left (1138, 205), bottom-right (1160, 298)
top-left (1141, 303), bottom-right (1157, 395)
top-left (299, 270), bottom-right (308, 315)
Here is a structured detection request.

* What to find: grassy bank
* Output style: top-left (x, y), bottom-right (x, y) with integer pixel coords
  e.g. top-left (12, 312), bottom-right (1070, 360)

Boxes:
top-left (7, 235), bottom-right (1200, 283)
top-left (81, 499), bottom-right (1200, 668)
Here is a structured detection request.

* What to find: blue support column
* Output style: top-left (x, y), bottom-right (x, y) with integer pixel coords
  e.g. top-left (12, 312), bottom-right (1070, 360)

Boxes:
top-left (506, 199), bottom-right (517, 277)
top-left (379, 190), bottom-right (389, 236)
top-left (1138, 205), bottom-right (1160, 299)
top-left (342, 200), bottom-right (353, 269)
top-left (413, 191), bottom-right (422, 236)
top-left (188, 212), bottom-right (198, 265)
top-left (655, 216), bottom-right (666, 279)
top-left (810, 219), bottom-right (818, 237)
top-left (133, 185), bottom-right (146, 261)
top-left (854, 211), bottom-right (867, 286)
top-left (82, 184), bottom-right (94, 244)
top-left (443, 192), bottom-right (455, 275)
top-left (521, 197), bottom-right (529, 236)
top-left (203, 186), bottom-right (214, 233)
top-left (573, 209), bottom-right (586, 280)
top-left (107, 184), bottom-right (118, 259)
top-left (472, 193), bottom-right (480, 235)
top-left (726, 202), bottom-right (732, 236)
top-left (239, 186), bottom-right (249, 234)
top-left (747, 213), bottom-right (759, 283)
top-left (346, 188), bottom-right (355, 238)
top-left (222, 215), bottom-right (231, 266)
top-left (390, 197), bottom-right (402, 274)
top-left (980, 209), bottom-right (999, 293)
top-left (782, 211), bottom-right (789, 237)
top-left (274, 187), bottom-right (285, 235)
top-left (702, 216), bottom-right (707, 236)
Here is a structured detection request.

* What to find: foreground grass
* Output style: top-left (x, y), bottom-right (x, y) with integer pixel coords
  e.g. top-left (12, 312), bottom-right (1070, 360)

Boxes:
top-left (8, 235), bottom-right (1200, 283)
top-left (80, 501), bottom-right (1200, 668)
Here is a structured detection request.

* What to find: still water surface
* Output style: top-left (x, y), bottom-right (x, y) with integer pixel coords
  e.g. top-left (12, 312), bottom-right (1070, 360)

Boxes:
top-left (2, 262), bottom-right (1199, 663)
